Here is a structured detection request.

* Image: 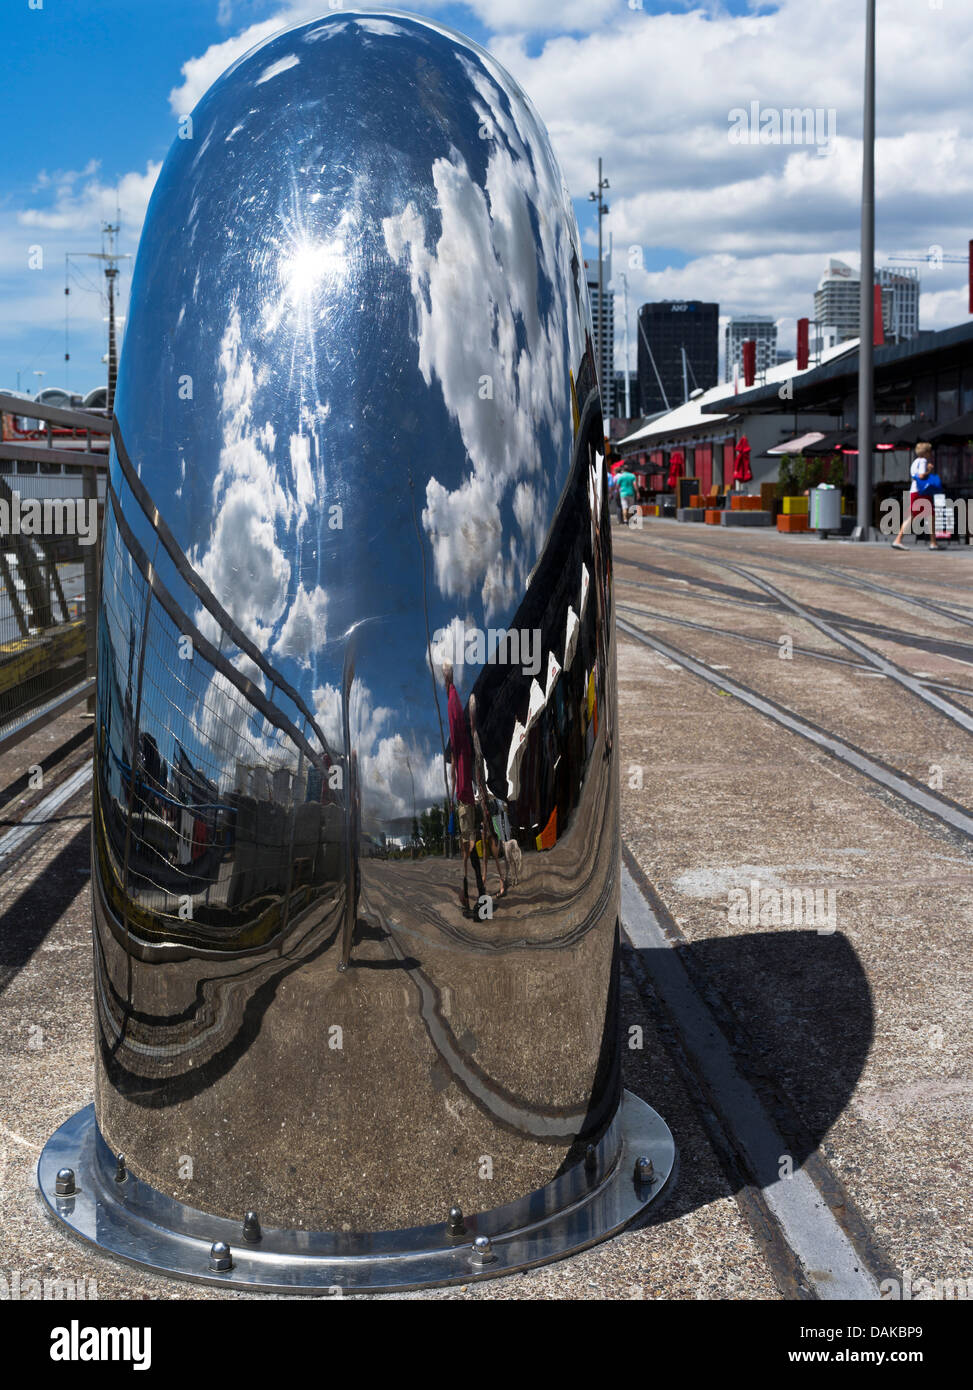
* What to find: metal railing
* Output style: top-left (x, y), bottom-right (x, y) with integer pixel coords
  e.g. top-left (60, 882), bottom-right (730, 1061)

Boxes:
top-left (0, 391), bottom-right (110, 755)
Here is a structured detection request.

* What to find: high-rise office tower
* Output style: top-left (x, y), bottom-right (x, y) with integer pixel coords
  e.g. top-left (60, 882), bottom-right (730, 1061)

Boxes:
top-left (724, 315), bottom-right (778, 383)
top-left (813, 258), bottom-right (860, 343)
top-left (637, 301), bottom-right (719, 415)
top-left (813, 258), bottom-right (921, 347)
top-left (876, 266), bottom-right (920, 342)
top-left (585, 250), bottom-right (614, 414)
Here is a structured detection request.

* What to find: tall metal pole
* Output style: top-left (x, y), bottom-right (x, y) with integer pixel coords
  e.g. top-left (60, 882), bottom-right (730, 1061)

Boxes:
top-left (69, 222), bottom-right (129, 412)
top-left (106, 265), bottom-right (119, 412)
top-left (621, 272), bottom-right (631, 418)
top-left (855, 0), bottom-right (876, 540)
top-left (589, 161), bottom-right (609, 442)
top-left (597, 158), bottom-right (604, 425)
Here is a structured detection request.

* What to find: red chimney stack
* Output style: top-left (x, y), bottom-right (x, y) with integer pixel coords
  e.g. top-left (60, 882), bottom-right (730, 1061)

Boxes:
top-left (796, 317), bottom-right (809, 370)
top-left (742, 339), bottom-right (756, 387)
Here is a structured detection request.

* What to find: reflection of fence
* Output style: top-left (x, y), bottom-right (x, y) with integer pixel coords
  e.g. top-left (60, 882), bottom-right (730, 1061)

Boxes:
top-left (0, 391), bottom-right (109, 753)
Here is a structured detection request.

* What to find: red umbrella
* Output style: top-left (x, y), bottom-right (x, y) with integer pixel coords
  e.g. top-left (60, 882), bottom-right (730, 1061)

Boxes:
top-left (732, 436), bottom-right (752, 483)
top-left (666, 449), bottom-right (684, 488)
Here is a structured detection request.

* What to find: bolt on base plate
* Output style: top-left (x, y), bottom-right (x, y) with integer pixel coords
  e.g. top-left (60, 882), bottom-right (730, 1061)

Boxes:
top-left (38, 1092), bottom-right (674, 1295)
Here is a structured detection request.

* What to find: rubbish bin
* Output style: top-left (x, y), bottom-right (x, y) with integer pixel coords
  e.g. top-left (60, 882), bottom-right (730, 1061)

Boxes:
top-left (38, 11), bottom-right (674, 1293)
top-left (810, 483), bottom-right (842, 535)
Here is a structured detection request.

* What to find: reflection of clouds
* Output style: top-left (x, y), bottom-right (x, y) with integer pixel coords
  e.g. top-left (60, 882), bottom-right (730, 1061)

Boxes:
top-left (422, 475), bottom-right (502, 604)
top-left (192, 304), bottom-right (294, 650)
top-left (272, 582), bottom-right (328, 667)
top-left (256, 54), bottom-right (300, 85)
top-left (196, 481), bottom-right (291, 650)
top-left (353, 18), bottom-right (407, 37)
top-left (313, 677), bottom-right (442, 827)
top-left (289, 432), bottom-right (314, 525)
top-left (382, 52), bottom-right (585, 620)
top-left (190, 304), bottom-right (327, 670)
top-left (192, 659), bottom-right (296, 792)
top-left (312, 677), bottom-right (391, 756)
top-left (513, 480), bottom-right (545, 556)
top-left (367, 733), bottom-right (442, 832)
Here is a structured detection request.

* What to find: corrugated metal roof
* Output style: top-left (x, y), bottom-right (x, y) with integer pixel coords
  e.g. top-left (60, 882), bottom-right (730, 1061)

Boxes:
top-left (618, 340), bottom-right (859, 446)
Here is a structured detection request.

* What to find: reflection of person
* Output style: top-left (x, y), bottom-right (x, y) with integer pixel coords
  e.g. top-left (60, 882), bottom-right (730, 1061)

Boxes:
top-left (892, 442), bottom-right (933, 550)
top-left (469, 694), bottom-right (506, 899)
top-left (444, 661), bottom-right (485, 914)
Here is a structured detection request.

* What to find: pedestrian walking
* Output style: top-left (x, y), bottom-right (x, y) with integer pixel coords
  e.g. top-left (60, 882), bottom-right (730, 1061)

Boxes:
top-left (444, 660), bottom-right (486, 915)
top-left (892, 442), bottom-right (933, 550)
top-left (616, 467), bottom-right (637, 524)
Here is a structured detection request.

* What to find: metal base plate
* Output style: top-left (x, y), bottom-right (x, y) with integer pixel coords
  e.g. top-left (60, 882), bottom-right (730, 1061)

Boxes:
top-left (38, 1092), bottom-right (674, 1294)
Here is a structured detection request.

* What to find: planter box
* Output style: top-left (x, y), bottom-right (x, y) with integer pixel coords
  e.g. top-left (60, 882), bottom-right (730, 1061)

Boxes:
top-left (722, 510), bottom-right (773, 527)
top-left (677, 507), bottom-right (706, 523)
top-left (729, 494), bottom-right (763, 511)
top-left (777, 514), bottom-right (809, 533)
top-left (781, 496), bottom-right (808, 515)
top-left (704, 509), bottom-right (722, 525)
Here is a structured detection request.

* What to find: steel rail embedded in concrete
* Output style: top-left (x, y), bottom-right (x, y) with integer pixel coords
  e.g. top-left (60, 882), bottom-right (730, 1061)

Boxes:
top-left (617, 616), bottom-right (973, 839)
top-left (620, 864), bottom-right (881, 1302)
top-left (0, 761), bottom-right (92, 871)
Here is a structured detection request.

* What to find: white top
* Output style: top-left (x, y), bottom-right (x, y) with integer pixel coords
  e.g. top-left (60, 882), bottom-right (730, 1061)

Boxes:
top-left (909, 457), bottom-right (925, 493)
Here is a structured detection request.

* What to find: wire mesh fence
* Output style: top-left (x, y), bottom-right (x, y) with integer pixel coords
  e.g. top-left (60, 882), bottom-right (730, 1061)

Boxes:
top-left (0, 392), bottom-right (109, 752)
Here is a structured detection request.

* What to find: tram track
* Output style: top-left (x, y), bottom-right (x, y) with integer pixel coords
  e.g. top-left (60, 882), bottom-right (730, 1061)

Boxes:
top-left (675, 551), bottom-right (973, 735)
top-left (612, 533), bottom-right (973, 1296)
top-left (618, 851), bottom-right (892, 1301)
top-left (617, 540), bottom-right (973, 734)
top-left (626, 527), bottom-right (973, 625)
top-left (615, 599), bottom-right (973, 698)
top-left (0, 724), bottom-right (94, 878)
top-left (618, 557), bottom-right (973, 677)
top-left (2, 528), bottom-right (966, 1298)
top-left (616, 613), bottom-right (973, 842)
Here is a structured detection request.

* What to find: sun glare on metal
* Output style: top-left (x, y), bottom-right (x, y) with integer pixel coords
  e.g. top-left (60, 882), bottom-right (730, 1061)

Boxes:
top-left (280, 237), bottom-right (347, 304)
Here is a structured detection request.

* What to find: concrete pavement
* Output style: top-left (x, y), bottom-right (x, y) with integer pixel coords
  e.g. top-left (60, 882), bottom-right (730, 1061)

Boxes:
top-left (1, 520), bottom-right (969, 1298)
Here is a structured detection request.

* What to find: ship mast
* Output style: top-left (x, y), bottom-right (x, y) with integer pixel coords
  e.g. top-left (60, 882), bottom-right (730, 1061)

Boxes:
top-left (66, 221), bottom-right (130, 411)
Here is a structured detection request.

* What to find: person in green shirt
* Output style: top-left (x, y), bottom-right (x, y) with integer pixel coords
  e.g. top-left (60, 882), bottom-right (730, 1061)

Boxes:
top-left (617, 469), bottom-right (637, 524)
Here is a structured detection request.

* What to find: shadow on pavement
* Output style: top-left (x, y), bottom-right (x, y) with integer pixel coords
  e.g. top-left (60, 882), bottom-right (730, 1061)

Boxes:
top-left (624, 929), bottom-right (872, 1222)
top-left (0, 823), bottom-right (90, 996)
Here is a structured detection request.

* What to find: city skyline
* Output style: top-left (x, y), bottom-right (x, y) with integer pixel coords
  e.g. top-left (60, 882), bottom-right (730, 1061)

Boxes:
top-left (2, 0), bottom-right (971, 395)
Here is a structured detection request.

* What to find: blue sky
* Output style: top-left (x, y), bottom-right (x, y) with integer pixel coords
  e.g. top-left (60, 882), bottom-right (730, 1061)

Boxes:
top-left (4, 0), bottom-right (971, 396)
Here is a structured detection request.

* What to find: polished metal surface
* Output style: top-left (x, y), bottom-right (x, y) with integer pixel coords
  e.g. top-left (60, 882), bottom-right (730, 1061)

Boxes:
top-left (39, 1096), bottom-right (674, 1292)
top-left (40, 9), bottom-right (674, 1285)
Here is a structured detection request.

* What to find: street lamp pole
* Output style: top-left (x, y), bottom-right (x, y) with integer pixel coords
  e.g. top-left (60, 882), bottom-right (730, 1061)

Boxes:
top-left (588, 160), bottom-right (610, 442)
top-left (620, 272), bottom-right (631, 419)
top-left (855, 0), bottom-right (876, 540)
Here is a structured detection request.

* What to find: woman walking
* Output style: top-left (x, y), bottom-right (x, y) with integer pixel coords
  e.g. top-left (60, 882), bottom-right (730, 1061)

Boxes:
top-left (891, 442), bottom-right (934, 550)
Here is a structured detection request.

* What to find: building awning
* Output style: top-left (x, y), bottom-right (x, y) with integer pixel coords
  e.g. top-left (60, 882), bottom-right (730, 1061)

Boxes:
top-left (765, 432), bottom-right (826, 456)
top-left (802, 427), bottom-right (855, 455)
top-left (924, 410), bottom-right (973, 445)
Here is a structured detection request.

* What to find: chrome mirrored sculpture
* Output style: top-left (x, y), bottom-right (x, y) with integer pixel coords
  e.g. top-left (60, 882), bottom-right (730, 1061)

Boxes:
top-left (39, 8), bottom-right (674, 1291)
